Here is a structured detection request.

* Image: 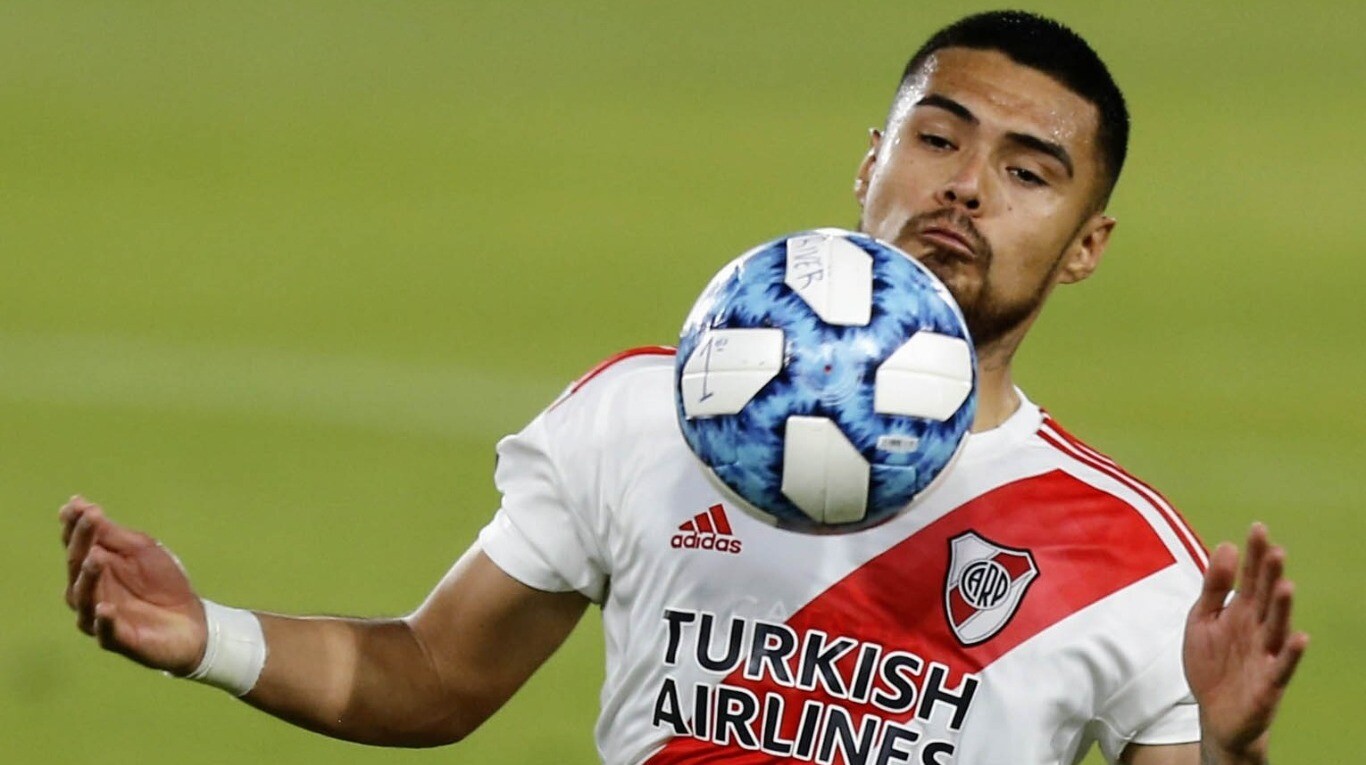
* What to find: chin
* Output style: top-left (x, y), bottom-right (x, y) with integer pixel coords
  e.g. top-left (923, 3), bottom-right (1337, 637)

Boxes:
top-left (919, 255), bottom-right (975, 299)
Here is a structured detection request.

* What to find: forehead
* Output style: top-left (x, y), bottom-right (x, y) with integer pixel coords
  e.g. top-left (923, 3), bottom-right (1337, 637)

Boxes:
top-left (894, 47), bottom-right (1101, 166)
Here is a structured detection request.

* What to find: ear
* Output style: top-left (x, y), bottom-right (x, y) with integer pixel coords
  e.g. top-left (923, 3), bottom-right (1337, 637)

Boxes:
top-left (853, 128), bottom-right (882, 206)
top-left (1057, 213), bottom-right (1115, 285)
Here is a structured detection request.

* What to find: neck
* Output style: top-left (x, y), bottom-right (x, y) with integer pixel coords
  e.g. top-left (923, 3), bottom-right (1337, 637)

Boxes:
top-left (966, 295), bottom-right (1053, 432)
top-left (969, 337), bottom-right (1024, 433)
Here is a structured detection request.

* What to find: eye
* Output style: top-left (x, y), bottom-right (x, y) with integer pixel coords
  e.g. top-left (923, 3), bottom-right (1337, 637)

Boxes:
top-left (1009, 167), bottom-right (1048, 187)
top-left (917, 132), bottom-right (955, 151)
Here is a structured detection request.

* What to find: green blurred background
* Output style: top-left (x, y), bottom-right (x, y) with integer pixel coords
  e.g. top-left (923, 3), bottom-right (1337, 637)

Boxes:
top-left (4, 1), bottom-right (1362, 762)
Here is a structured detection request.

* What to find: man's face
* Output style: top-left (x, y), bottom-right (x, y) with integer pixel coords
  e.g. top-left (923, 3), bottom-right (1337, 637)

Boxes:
top-left (856, 47), bottom-right (1114, 351)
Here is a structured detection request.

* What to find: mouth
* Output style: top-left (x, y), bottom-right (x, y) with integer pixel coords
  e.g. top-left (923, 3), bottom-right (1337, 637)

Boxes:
top-left (914, 226), bottom-right (978, 261)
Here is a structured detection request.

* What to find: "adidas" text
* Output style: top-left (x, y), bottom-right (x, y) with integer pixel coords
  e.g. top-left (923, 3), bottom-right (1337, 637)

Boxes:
top-left (671, 504), bottom-right (743, 554)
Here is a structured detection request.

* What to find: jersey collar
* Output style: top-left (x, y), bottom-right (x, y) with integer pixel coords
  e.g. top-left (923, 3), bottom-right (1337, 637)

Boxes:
top-left (959, 387), bottom-right (1043, 461)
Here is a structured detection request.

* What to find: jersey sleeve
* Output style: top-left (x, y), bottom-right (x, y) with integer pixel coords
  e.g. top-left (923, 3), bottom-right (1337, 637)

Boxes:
top-left (479, 348), bottom-right (674, 603)
top-left (478, 403), bottom-right (611, 603)
top-left (1094, 628), bottom-right (1201, 761)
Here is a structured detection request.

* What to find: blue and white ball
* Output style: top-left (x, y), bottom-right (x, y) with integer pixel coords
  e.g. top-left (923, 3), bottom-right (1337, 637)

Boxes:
top-left (674, 228), bottom-right (977, 534)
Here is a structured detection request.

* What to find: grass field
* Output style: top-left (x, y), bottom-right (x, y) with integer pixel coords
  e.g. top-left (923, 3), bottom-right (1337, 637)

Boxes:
top-left (4, 2), bottom-right (1362, 762)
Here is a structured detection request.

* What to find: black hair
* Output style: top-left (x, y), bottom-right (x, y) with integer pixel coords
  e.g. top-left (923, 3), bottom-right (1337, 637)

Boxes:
top-left (898, 10), bottom-right (1129, 205)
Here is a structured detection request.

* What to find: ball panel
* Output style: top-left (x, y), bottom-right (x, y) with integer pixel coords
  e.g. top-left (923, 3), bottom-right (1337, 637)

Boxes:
top-left (679, 328), bottom-right (785, 418)
top-left (780, 415), bottom-right (871, 525)
top-left (873, 332), bottom-right (973, 420)
top-left (784, 232), bottom-right (873, 327)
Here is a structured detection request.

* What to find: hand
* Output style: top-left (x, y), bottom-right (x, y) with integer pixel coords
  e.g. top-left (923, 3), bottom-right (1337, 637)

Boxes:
top-left (61, 496), bottom-right (208, 676)
top-left (1183, 523), bottom-right (1308, 763)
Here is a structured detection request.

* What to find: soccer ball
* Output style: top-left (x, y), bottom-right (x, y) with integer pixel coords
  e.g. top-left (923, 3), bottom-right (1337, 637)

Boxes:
top-left (674, 228), bottom-right (976, 534)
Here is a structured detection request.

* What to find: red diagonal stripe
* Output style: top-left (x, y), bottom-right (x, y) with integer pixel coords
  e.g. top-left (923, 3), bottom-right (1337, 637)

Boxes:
top-left (677, 520), bottom-right (696, 533)
top-left (647, 469), bottom-right (1176, 764)
top-left (993, 550), bottom-right (1034, 580)
top-left (708, 504), bottom-right (733, 536)
top-left (1038, 421), bottom-right (1207, 571)
top-left (947, 586), bottom-right (976, 627)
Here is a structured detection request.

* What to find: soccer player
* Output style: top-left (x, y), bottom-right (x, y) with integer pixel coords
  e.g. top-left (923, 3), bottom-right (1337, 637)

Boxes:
top-left (60, 11), bottom-right (1305, 765)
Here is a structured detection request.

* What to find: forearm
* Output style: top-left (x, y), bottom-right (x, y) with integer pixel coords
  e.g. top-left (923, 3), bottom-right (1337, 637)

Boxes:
top-left (60, 504), bottom-right (572, 748)
top-left (1200, 740), bottom-right (1268, 765)
top-left (1124, 739), bottom-right (1270, 765)
top-left (238, 613), bottom-right (465, 747)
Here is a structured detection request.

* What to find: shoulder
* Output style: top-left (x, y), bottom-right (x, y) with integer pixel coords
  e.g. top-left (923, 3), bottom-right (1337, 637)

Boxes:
top-left (491, 345), bottom-right (680, 527)
top-left (551, 345), bottom-right (676, 409)
top-left (1021, 410), bottom-right (1209, 575)
top-left (525, 345), bottom-right (679, 455)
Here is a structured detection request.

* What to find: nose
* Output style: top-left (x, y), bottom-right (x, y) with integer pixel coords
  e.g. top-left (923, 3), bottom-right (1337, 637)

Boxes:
top-left (934, 155), bottom-right (985, 213)
top-left (942, 187), bottom-right (980, 211)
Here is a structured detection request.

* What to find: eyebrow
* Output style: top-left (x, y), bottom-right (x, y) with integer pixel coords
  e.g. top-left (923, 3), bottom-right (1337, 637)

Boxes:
top-left (915, 94), bottom-right (977, 124)
top-left (913, 93), bottom-right (1075, 179)
top-left (1006, 131), bottom-right (1074, 178)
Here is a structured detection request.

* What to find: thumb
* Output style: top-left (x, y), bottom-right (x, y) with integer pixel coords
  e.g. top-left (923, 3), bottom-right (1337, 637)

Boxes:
top-left (90, 576), bottom-right (207, 673)
top-left (1191, 542), bottom-right (1237, 621)
top-left (93, 601), bottom-right (142, 658)
top-left (92, 518), bottom-right (156, 556)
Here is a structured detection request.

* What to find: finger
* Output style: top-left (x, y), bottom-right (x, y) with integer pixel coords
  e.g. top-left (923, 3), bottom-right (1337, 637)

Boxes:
top-left (1254, 547), bottom-right (1285, 623)
top-left (1191, 542), bottom-right (1238, 620)
top-left (1272, 632), bottom-right (1309, 688)
top-left (64, 507), bottom-right (105, 601)
top-left (72, 547), bottom-right (110, 634)
top-left (66, 509), bottom-right (109, 609)
top-left (59, 495), bottom-right (95, 546)
top-left (1263, 579), bottom-right (1294, 654)
top-left (1236, 522), bottom-right (1268, 603)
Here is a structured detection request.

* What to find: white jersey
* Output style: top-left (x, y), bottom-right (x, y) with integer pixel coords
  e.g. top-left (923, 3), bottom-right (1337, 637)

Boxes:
top-left (478, 348), bottom-right (1208, 765)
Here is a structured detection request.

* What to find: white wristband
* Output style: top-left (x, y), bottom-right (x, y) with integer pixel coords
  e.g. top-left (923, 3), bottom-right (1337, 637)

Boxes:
top-left (185, 599), bottom-right (267, 697)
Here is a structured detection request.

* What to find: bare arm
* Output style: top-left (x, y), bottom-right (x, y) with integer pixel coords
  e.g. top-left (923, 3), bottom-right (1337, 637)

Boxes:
top-left (1122, 743), bottom-right (1198, 765)
top-left (1122, 524), bottom-right (1308, 765)
top-left (61, 497), bottom-right (588, 747)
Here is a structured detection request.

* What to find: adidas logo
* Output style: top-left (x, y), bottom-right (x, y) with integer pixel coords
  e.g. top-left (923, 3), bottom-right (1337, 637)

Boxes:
top-left (671, 504), bottom-right (743, 554)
